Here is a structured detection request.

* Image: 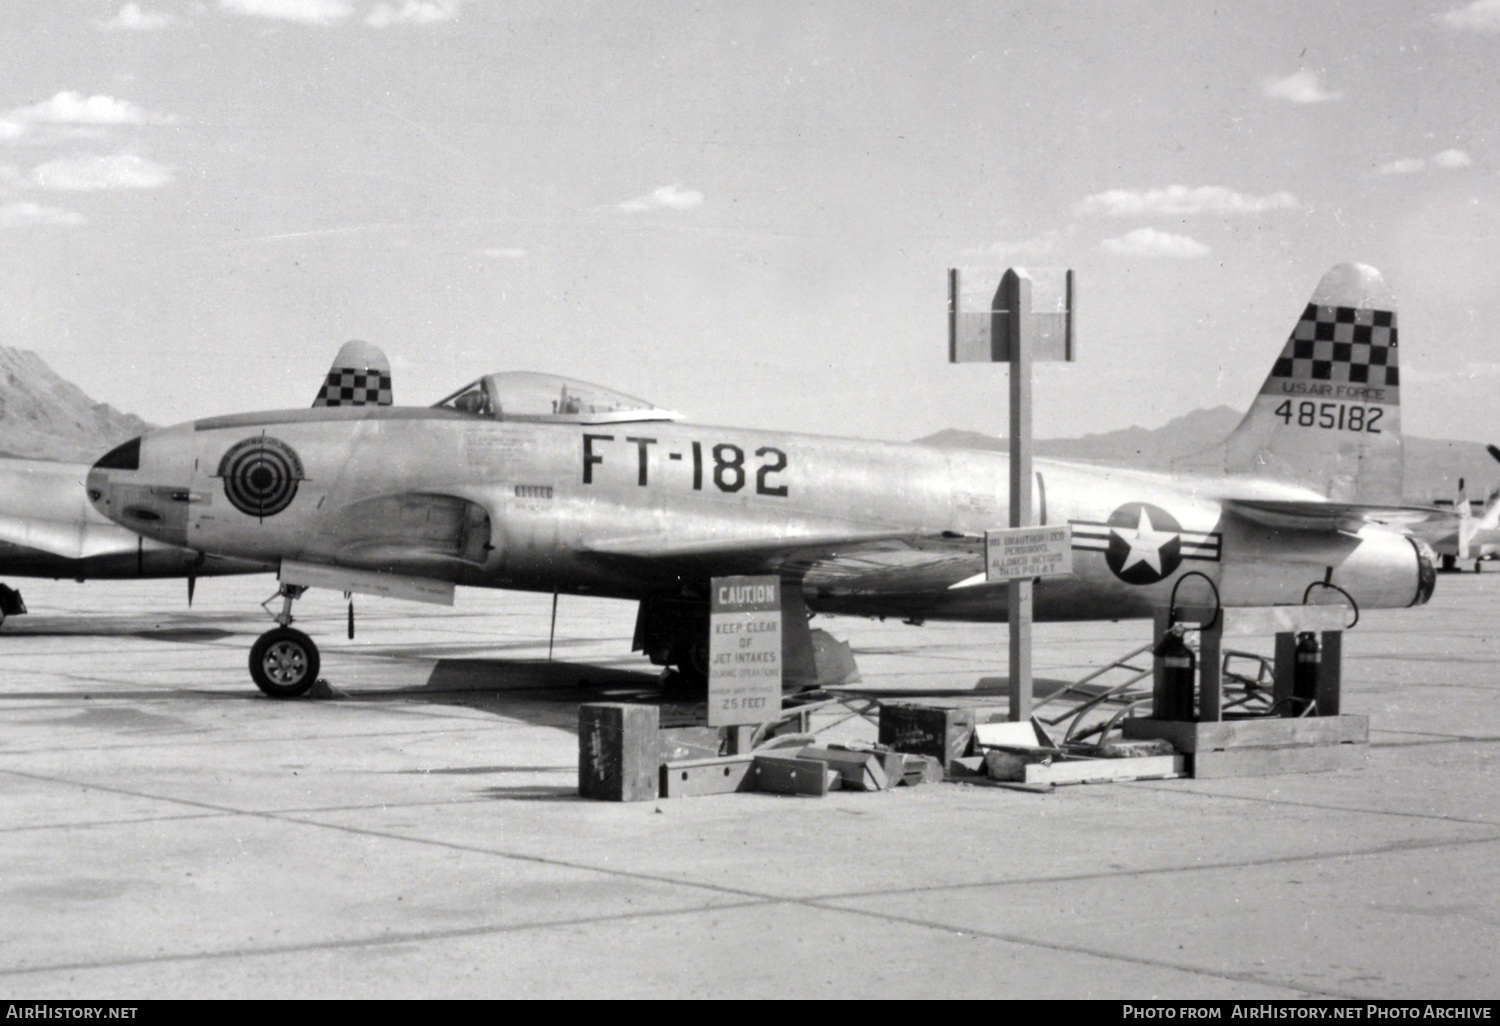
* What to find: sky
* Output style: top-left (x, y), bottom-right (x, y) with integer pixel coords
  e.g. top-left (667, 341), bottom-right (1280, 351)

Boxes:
top-left (1, 1), bottom-right (1498, 444)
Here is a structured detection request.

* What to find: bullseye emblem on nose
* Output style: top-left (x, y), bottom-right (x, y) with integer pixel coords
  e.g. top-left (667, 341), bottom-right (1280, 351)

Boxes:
top-left (216, 436), bottom-right (304, 518)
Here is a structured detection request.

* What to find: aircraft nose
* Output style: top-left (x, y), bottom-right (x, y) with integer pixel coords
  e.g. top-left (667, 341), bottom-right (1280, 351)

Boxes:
top-left (87, 431), bottom-right (192, 546)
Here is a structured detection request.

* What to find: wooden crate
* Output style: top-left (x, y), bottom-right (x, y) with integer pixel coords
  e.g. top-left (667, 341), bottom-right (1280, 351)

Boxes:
top-left (878, 703), bottom-right (975, 768)
top-left (578, 703), bottom-right (660, 802)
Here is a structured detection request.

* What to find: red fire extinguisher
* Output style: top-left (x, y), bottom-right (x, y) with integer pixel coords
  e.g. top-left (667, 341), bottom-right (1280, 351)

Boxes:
top-left (1151, 571), bottom-right (1222, 723)
top-left (1294, 581), bottom-right (1358, 718)
top-left (1152, 620), bottom-right (1196, 722)
top-left (1292, 631), bottom-right (1321, 715)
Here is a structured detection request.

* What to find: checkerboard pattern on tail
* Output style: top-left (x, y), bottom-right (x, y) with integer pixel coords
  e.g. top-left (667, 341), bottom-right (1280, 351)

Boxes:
top-left (1214, 263), bottom-right (1405, 504)
top-left (315, 368), bottom-right (393, 407)
top-left (310, 340), bottom-right (394, 408)
top-left (1269, 304), bottom-right (1398, 388)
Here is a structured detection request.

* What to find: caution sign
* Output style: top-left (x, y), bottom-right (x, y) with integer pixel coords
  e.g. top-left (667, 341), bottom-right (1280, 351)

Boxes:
top-left (985, 525), bottom-right (1073, 581)
top-left (707, 575), bottom-right (782, 727)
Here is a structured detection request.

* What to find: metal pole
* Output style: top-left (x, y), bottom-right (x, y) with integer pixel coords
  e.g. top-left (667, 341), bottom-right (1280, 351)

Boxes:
top-left (548, 588), bottom-right (559, 661)
top-left (1004, 269), bottom-right (1034, 722)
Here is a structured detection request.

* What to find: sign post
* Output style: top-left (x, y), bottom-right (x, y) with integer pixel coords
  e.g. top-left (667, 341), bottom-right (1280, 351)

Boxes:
top-left (1005, 270), bottom-right (1035, 721)
top-left (951, 266), bottom-right (1076, 721)
top-left (707, 574), bottom-right (782, 729)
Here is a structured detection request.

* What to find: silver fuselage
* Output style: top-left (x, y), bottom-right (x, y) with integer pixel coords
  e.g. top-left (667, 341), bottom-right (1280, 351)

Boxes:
top-left (85, 406), bottom-right (1432, 621)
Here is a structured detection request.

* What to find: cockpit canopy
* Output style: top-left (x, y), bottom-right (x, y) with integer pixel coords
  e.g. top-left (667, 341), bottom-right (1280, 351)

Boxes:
top-left (434, 372), bottom-right (682, 425)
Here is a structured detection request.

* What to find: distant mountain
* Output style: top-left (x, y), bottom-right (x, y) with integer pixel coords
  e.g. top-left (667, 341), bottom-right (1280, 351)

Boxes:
top-left (919, 407), bottom-right (1246, 470)
top-left (0, 347), bottom-right (151, 463)
top-left (917, 406), bottom-right (1500, 504)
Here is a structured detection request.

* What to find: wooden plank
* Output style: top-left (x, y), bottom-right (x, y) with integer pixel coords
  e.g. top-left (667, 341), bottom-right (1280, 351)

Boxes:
top-left (660, 756), bottom-right (755, 798)
top-left (797, 747), bottom-right (888, 791)
top-left (973, 721), bottom-right (1049, 748)
top-left (1123, 715), bottom-right (1368, 752)
top-left (945, 755), bottom-right (988, 779)
top-left (1317, 631), bottom-right (1342, 716)
top-left (1021, 754), bottom-right (1184, 785)
top-left (1190, 743), bottom-right (1367, 779)
top-left (657, 727), bottom-right (722, 763)
top-left (578, 703), bottom-right (660, 802)
top-left (751, 754), bottom-right (837, 796)
top-left (878, 704), bottom-right (976, 767)
top-left (900, 753), bottom-right (945, 786)
top-left (871, 749), bottom-right (907, 785)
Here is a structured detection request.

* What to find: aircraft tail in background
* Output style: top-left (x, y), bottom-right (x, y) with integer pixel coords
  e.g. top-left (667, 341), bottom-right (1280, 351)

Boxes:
top-left (1219, 264), bottom-right (1402, 503)
top-left (313, 340), bottom-right (392, 408)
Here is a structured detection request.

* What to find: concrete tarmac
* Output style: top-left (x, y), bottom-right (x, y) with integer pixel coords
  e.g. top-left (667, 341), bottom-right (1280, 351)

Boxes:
top-left (1, 572), bottom-right (1497, 999)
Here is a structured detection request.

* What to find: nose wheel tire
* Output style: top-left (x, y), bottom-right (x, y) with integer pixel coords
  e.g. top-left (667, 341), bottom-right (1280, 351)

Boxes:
top-left (249, 627), bottom-right (320, 699)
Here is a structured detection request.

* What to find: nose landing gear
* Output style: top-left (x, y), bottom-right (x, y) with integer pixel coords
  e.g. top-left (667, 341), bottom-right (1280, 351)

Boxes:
top-left (250, 585), bottom-right (320, 699)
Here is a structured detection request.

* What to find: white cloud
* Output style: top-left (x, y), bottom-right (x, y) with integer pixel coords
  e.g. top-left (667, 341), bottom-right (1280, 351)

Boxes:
top-left (219, 0), bottom-right (353, 24)
top-left (478, 247), bottom-right (526, 259)
top-left (1100, 227), bottom-right (1211, 259)
top-left (1438, 0), bottom-right (1500, 30)
top-left (969, 231), bottom-right (1063, 259)
top-left (8, 92), bottom-right (174, 126)
top-left (1076, 185), bottom-right (1299, 218)
top-left (1262, 69), bottom-right (1341, 104)
top-left (366, 1), bottom-right (458, 27)
top-left (617, 184), bottom-right (704, 212)
top-left (0, 119), bottom-right (24, 141)
top-left (1377, 157), bottom-right (1426, 175)
top-left (0, 202), bottom-right (86, 226)
top-left (97, 4), bottom-right (179, 30)
top-left (1377, 149), bottom-right (1473, 174)
top-left (30, 155), bottom-right (174, 191)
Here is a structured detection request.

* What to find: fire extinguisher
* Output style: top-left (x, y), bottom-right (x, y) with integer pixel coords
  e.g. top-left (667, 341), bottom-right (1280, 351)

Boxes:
top-left (1151, 571), bottom-right (1222, 723)
top-left (1291, 631), bottom-right (1321, 715)
top-left (1295, 581), bottom-right (1358, 718)
top-left (1152, 619), bottom-right (1196, 722)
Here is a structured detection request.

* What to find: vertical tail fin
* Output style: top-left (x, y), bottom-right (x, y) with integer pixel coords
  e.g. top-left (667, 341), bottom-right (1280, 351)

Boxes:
top-left (1479, 487), bottom-right (1500, 531)
top-left (313, 340), bottom-right (393, 408)
top-left (1459, 478), bottom-right (1474, 559)
top-left (1220, 264), bottom-right (1401, 502)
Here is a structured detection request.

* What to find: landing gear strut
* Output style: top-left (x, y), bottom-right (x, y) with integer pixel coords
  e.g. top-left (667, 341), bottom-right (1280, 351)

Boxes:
top-left (660, 638), bottom-right (710, 697)
top-left (250, 585), bottom-right (320, 698)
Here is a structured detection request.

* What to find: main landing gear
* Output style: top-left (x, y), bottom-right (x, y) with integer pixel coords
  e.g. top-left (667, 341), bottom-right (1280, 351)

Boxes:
top-left (250, 584), bottom-right (321, 699)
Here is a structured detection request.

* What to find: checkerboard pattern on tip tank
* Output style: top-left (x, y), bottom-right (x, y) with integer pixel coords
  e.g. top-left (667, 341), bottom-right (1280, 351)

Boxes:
top-left (1269, 303), bottom-right (1398, 387)
top-left (315, 368), bottom-right (393, 406)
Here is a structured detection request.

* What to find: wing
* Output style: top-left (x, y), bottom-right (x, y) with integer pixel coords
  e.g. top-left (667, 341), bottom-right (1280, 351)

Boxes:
top-left (583, 529), bottom-right (985, 593)
top-left (0, 512), bottom-right (144, 562)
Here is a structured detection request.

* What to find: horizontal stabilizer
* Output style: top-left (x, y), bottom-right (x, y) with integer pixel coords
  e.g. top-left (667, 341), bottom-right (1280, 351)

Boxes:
top-left (1223, 498), bottom-right (1448, 534)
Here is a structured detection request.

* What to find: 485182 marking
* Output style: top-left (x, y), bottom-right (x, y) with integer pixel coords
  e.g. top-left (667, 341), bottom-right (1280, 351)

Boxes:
top-left (1274, 400), bottom-right (1383, 434)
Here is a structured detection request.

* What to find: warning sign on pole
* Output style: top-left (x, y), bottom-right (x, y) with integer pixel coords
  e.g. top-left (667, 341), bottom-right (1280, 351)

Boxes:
top-left (707, 575), bottom-right (782, 727)
top-left (985, 525), bottom-right (1074, 581)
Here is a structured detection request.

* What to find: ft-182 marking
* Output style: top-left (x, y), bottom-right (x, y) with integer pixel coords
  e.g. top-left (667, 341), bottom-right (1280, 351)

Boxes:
top-left (582, 434), bottom-right (789, 496)
top-left (1273, 400), bottom-right (1384, 434)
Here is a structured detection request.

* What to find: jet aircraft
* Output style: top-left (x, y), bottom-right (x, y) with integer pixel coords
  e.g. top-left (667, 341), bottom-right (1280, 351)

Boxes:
top-left (1419, 452), bottom-right (1500, 572)
top-left (0, 341), bottom-right (395, 621)
top-left (86, 265), bottom-right (1440, 698)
